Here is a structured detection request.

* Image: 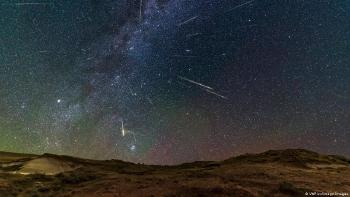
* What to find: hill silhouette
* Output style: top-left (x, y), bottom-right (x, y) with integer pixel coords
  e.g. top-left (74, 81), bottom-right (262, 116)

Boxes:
top-left (0, 149), bottom-right (349, 196)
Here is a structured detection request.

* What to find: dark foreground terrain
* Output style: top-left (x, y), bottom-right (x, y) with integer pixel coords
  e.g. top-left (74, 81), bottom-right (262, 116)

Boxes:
top-left (0, 149), bottom-right (349, 197)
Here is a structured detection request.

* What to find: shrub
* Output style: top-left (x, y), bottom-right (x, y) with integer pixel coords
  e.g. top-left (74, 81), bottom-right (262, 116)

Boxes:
top-left (278, 181), bottom-right (303, 196)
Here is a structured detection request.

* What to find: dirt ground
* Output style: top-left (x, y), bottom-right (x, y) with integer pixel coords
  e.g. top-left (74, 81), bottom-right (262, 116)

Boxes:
top-left (0, 149), bottom-right (349, 197)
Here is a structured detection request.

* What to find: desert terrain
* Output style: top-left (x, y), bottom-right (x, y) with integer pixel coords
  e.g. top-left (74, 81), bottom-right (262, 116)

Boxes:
top-left (0, 149), bottom-right (349, 197)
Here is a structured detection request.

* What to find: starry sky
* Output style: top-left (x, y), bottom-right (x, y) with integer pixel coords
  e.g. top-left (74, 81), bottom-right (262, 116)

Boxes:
top-left (0, 0), bottom-right (349, 164)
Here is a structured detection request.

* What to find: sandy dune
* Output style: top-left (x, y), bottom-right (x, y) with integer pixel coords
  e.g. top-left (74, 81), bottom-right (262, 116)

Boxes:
top-left (18, 157), bottom-right (78, 175)
top-left (0, 152), bottom-right (36, 163)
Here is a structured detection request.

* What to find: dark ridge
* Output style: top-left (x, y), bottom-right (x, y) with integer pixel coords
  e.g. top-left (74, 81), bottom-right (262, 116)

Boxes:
top-left (223, 149), bottom-right (350, 167)
top-left (172, 161), bottom-right (220, 169)
top-left (0, 151), bottom-right (38, 163)
top-left (39, 153), bottom-right (135, 166)
top-left (0, 151), bottom-right (37, 158)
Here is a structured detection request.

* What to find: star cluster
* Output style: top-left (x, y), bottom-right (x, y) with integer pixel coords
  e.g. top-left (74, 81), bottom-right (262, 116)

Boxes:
top-left (0, 0), bottom-right (349, 164)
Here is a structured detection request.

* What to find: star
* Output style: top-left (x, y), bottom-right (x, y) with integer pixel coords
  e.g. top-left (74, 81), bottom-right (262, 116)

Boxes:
top-left (130, 145), bottom-right (136, 152)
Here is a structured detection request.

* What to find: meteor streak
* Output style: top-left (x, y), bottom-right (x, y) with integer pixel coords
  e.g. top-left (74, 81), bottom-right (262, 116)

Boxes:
top-left (225, 0), bottom-right (255, 13)
top-left (177, 76), bottom-right (214, 90)
top-left (203, 89), bottom-right (228, 100)
top-left (178, 16), bottom-right (198, 27)
top-left (177, 76), bottom-right (228, 100)
top-left (121, 120), bottom-right (126, 137)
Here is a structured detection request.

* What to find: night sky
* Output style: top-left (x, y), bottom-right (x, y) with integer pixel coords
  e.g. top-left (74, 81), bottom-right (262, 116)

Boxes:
top-left (0, 0), bottom-right (349, 165)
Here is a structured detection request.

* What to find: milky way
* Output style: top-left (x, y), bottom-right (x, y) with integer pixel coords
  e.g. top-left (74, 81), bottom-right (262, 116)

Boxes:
top-left (0, 0), bottom-right (349, 164)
